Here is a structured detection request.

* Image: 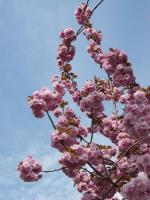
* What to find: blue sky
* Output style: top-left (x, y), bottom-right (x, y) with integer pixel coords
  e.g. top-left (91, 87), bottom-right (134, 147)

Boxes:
top-left (0, 0), bottom-right (150, 200)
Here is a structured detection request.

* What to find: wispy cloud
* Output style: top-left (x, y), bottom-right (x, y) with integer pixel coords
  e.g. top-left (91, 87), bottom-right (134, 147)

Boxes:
top-left (0, 143), bottom-right (80, 200)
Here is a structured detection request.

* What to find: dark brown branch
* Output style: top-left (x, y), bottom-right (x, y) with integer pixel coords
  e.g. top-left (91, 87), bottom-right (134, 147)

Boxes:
top-left (82, 166), bottom-right (114, 185)
top-left (85, 162), bottom-right (122, 199)
top-left (86, 0), bottom-right (90, 5)
top-left (46, 111), bottom-right (56, 129)
top-left (87, 162), bottom-right (110, 180)
top-left (81, 167), bottom-right (93, 175)
top-left (89, 118), bottom-right (94, 144)
top-left (83, 0), bottom-right (90, 14)
top-left (116, 140), bottom-right (140, 166)
top-left (42, 167), bottom-right (65, 173)
top-left (89, 131), bottom-right (94, 144)
top-left (100, 177), bottom-right (122, 200)
top-left (79, 135), bottom-right (90, 144)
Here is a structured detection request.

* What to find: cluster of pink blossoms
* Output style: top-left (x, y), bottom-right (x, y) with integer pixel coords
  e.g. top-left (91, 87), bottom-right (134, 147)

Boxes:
top-left (51, 107), bottom-right (87, 152)
top-left (83, 28), bottom-right (102, 45)
top-left (18, 1), bottom-right (150, 200)
top-left (123, 90), bottom-right (150, 139)
top-left (75, 3), bottom-right (92, 25)
top-left (57, 28), bottom-right (76, 69)
top-left (73, 170), bottom-right (116, 200)
top-left (72, 80), bottom-right (105, 119)
top-left (100, 49), bottom-right (135, 87)
top-left (18, 156), bottom-right (42, 182)
top-left (121, 172), bottom-right (150, 200)
top-left (28, 76), bottom-right (65, 118)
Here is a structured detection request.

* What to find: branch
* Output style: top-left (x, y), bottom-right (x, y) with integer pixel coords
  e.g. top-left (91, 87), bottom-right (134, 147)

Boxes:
top-left (81, 167), bottom-right (93, 175)
top-left (79, 135), bottom-right (90, 144)
top-left (82, 166), bottom-right (114, 186)
top-left (87, 162), bottom-right (111, 180)
top-left (84, 163), bottom-right (122, 199)
top-left (42, 167), bottom-right (65, 173)
top-left (100, 177), bottom-right (122, 200)
top-left (83, 0), bottom-right (90, 14)
top-left (116, 140), bottom-right (140, 166)
top-left (46, 111), bottom-right (56, 129)
top-left (86, 0), bottom-right (90, 5)
top-left (89, 131), bottom-right (94, 144)
top-left (89, 118), bottom-right (94, 144)
top-left (98, 156), bottom-right (115, 166)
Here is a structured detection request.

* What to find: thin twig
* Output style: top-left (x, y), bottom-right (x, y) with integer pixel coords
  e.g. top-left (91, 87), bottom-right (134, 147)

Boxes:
top-left (98, 155), bottom-right (115, 166)
top-left (89, 132), bottom-right (94, 144)
top-left (86, 0), bottom-right (90, 5)
top-left (79, 135), bottom-right (90, 144)
top-left (89, 118), bottom-right (94, 144)
top-left (87, 162), bottom-right (110, 180)
top-left (83, 0), bottom-right (90, 14)
top-left (82, 166), bottom-right (114, 185)
top-left (81, 167), bottom-right (93, 175)
top-left (116, 140), bottom-right (140, 166)
top-left (42, 167), bottom-right (65, 173)
top-left (46, 111), bottom-right (56, 129)
top-left (88, 162), bottom-right (103, 175)
top-left (100, 177), bottom-right (122, 200)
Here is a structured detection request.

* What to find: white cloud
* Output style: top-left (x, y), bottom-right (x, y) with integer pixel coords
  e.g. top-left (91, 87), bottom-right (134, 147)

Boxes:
top-left (0, 142), bottom-right (80, 200)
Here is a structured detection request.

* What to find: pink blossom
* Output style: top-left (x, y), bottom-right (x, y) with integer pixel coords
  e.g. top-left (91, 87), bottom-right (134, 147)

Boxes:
top-left (57, 44), bottom-right (75, 68)
top-left (52, 109), bottom-right (62, 118)
top-left (75, 3), bottom-right (92, 25)
top-left (133, 90), bottom-right (148, 104)
top-left (18, 156), bottom-right (42, 182)
top-left (123, 90), bottom-right (150, 138)
top-left (136, 154), bottom-right (150, 177)
top-left (102, 116), bottom-right (124, 143)
top-left (121, 172), bottom-right (150, 200)
top-left (117, 157), bottom-right (135, 177)
top-left (29, 98), bottom-right (47, 118)
top-left (80, 91), bottom-right (104, 118)
top-left (51, 130), bottom-right (78, 152)
top-left (80, 80), bottom-right (96, 96)
top-left (100, 49), bottom-right (135, 87)
top-left (86, 41), bottom-right (102, 64)
top-left (83, 27), bottom-right (102, 45)
top-left (52, 82), bottom-right (65, 96)
top-left (117, 132), bottom-right (135, 151)
top-left (60, 144), bottom-right (88, 168)
top-left (60, 27), bottom-right (76, 42)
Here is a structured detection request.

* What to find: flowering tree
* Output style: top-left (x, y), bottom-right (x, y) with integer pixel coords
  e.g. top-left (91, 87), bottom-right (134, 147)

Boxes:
top-left (18, 1), bottom-right (150, 200)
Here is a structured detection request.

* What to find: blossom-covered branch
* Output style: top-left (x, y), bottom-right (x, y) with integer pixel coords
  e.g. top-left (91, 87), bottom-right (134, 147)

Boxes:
top-left (18, 1), bottom-right (150, 200)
